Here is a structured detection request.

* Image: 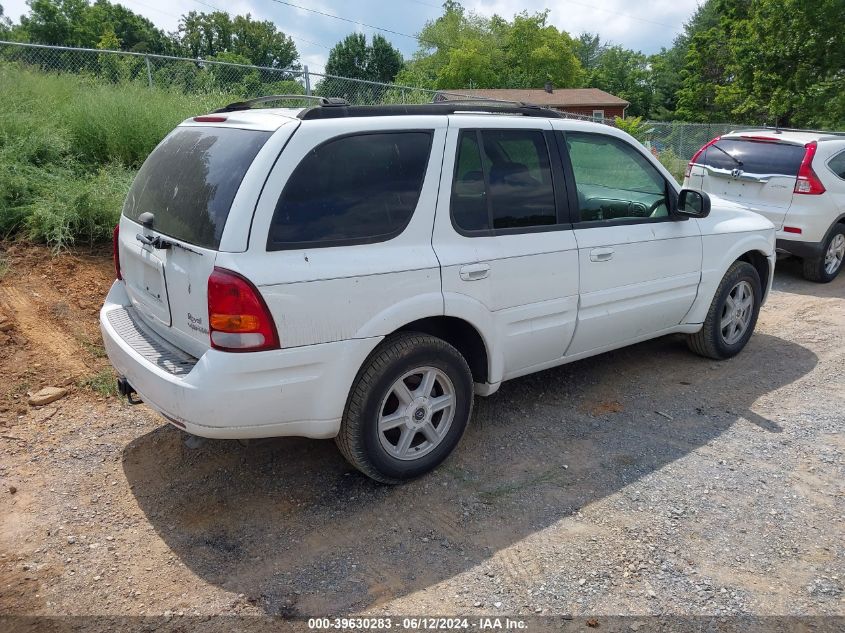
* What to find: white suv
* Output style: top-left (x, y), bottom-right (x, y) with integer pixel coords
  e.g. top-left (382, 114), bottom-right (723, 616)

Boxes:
top-left (684, 129), bottom-right (845, 282)
top-left (100, 97), bottom-right (775, 483)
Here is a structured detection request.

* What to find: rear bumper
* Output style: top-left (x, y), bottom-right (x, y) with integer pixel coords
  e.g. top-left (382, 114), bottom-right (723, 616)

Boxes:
top-left (776, 237), bottom-right (824, 259)
top-left (100, 281), bottom-right (379, 439)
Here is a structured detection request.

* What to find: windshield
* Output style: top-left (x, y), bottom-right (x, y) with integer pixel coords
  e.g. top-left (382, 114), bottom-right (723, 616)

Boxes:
top-left (123, 126), bottom-right (271, 248)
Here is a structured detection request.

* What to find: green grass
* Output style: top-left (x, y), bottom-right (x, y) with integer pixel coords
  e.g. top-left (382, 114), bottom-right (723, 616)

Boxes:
top-left (0, 65), bottom-right (237, 250)
top-left (78, 368), bottom-right (118, 397)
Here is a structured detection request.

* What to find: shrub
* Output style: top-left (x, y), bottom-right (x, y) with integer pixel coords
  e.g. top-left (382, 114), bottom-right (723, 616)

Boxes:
top-left (0, 64), bottom-right (238, 249)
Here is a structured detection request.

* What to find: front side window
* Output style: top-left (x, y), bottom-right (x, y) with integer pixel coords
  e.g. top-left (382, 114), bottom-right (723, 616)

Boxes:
top-left (268, 131), bottom-right (433, 249)
top-left (566, 132), bottom-right (669, 223)
top-left (451, 129), bottom-right (557, 232)
top-left (828, 150), bottom-right (845, 180)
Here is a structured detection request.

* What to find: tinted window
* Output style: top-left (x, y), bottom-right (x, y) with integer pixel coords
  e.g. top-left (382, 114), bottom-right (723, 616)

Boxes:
top-left (828, 151), bottom-right (845, 180)
top-left (124, 127), bottom-right (270, 249)
top-left (268, 132), bottom-right (432, 249)
top-left (566, 132), bottom-right (669, 222)
top-left (451, 129), bottom-right (556, 232)
top-left (699, 139), bottom-right (805, 176)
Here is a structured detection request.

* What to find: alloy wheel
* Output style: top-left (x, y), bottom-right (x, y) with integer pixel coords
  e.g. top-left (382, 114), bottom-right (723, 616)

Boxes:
top-left (377, 366), bottom-right (456, 461)
top-left (824, 233), bottom-right (845, 275)
top-left (720, 280), bottom-right (754, 345)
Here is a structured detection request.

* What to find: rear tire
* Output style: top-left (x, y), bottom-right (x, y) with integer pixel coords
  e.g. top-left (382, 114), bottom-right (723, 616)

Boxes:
top-left (801, 227), bottom-right (845, 283)
top-left (335, 332), bottom-right (474, 484)
top-left (687, 261), bottom-right (761, 360)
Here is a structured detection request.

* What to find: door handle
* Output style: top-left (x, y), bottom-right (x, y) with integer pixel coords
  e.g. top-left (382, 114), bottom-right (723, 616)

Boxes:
top-left (589, 247), bottom-right (615, 262)
top-left (459, 263), bottom-right (490, 281)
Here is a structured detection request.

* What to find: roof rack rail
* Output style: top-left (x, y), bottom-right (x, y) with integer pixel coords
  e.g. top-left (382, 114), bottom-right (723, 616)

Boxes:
top-left (214, 94), bottom-right (350, 113)
top-left (730, 126), bottom-right (845, 137)
top-left (297, 101), bottom-right (566, 121)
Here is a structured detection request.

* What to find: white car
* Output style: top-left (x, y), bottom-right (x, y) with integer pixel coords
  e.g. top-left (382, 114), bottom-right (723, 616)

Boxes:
top-left (684, 129), bottom-right (845, 282)
top-left (100, 97), bottom-right (775, 483)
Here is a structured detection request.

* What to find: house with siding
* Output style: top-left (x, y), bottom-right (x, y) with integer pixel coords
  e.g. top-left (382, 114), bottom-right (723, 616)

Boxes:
top-left (435, 85), bottom-right (629, 121)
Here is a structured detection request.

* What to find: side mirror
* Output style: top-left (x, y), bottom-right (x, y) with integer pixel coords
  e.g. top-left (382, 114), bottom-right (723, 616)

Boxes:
top-left (675, 189), bottom-right (711, 219)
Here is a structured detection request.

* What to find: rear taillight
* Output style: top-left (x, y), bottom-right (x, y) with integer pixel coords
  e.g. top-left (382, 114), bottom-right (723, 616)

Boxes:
top-left (685, 136), bottom-right (721, 179)
top-left (193, 115), bottom-right (228, 123)
top-left (794, 141), bottom-right (826, 195)
top-left (207, 267), bottom-right (279, 352)
top-left (113, 224), bottom-right (122, 280)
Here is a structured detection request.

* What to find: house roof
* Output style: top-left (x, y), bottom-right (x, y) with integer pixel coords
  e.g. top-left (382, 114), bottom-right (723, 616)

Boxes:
top-left (436, 88), bottom-right (630, 108)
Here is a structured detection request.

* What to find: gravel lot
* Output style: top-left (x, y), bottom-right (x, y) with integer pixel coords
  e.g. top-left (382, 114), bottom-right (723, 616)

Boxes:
top-left (0, 247), bottom-right (843, 628)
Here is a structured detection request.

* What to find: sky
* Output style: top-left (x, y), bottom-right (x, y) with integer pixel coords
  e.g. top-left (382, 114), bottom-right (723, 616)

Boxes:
top-left (2, 0), bottom-right (703, 73)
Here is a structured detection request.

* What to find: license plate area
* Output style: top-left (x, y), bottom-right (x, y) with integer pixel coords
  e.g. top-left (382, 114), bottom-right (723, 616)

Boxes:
top-left (124, 246), bottom-right (172, 327)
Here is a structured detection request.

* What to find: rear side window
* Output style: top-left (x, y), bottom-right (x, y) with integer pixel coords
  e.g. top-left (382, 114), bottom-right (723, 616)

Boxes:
top-left (828, 151), bottom-right (845, 180)
top-left (124, 126), bottom-right (271, 249)
top-left (268, 131), bottom-right (433, 249)
top-left (451, 129), bottom-right (557, 232)
top-left (700, 139), bottom-right (805, 176)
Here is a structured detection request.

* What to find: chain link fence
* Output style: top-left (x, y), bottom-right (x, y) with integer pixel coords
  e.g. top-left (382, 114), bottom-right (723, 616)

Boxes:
top-left (0, 39), bottom-right (756, 178)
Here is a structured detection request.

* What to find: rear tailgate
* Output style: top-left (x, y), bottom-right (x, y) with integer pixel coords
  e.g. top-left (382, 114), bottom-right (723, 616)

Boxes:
top-left (117, 120), bottom-right (289, 357)
top-left (695, 138), bottom-right (805, 229)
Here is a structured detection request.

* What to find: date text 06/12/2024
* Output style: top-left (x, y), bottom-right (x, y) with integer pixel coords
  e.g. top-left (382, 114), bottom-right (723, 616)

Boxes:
top-left (307, 617), bottom-right (529, 630)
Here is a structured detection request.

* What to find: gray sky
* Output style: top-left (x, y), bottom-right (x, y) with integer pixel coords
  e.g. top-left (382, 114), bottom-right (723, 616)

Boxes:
top-left (3, 0), bottom-right (702, 72)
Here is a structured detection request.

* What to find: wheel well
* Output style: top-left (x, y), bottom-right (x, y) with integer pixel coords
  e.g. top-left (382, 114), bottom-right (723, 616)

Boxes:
top-left (394, 317), bottom-right (489, 383)
top-left (738, 250), bottom-right (769, 291)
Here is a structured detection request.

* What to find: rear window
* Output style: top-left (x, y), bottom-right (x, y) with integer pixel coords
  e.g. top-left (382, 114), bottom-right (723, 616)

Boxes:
top-left (699, 139), bottom-right (805, 176)
top-left (123, 126), bottom-right (271, 249)
top-left (267, 131), bottom-right (432, 250)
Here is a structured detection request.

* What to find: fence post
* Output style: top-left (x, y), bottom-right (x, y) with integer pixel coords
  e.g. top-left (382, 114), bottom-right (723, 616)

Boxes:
top-left (678, 122), bottom-right (684, 158)
top-left (144, 55), bottom-right (153, 89)
top-left (303, 65), bottom-right (311, 96)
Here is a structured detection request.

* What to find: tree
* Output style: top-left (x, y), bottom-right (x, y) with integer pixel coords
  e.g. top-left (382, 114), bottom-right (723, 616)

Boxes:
top-left (368, 35), bottom-right (403, 83)
top-left (86, 0), bottom-right (172, 53)
top-left (397, 2), bottom-right (582, 90)
top-left (325, 33), bottom-right (403, 83)
top-left (0, 5), bottom-right (11, 38)
top-left (650, 1), bottom-right (720, 119)
top-left (574, 32), bottom-right (604, 72)
top-left (587, 45), bottom-right (652, 117)
top-left (177, 11), bottom-right (298, 69)
top-left (673, 0), bottom-right (844, 128)
top-left (499, 11), bottom-right (583, 89)
top-left (325, 32), bottom-right (369, 79)
top-left (16, 0), bottom-right (171, 53)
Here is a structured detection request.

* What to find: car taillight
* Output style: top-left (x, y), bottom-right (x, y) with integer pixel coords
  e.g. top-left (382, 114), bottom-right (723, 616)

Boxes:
top-left (207, 267), bottom-right (279, 352)
top-left (113, 224), bottom-right (122, 280)
top-left (685, 136), bottom-right (721, 179)
top-left (794, 141), bottom-right (826, 195)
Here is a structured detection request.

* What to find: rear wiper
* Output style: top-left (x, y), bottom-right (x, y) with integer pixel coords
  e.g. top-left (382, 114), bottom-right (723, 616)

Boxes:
top-left (136, 233), bottom-right (172, 249)
top-left (708, 143), bottom-right (743, 167)
top-left (136, 233), bottom-right (203, 255)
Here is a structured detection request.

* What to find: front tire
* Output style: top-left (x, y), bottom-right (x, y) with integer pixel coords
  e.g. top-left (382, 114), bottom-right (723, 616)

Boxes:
top-left (687, 261), bottom-right (762, 360)
top-left (801, 227), bottom-right (845, 283)
top-left (335, 333), bottom-right (474, 484)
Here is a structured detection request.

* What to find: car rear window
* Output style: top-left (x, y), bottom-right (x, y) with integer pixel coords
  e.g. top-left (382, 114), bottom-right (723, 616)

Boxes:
top-left (123, 126), bottom-right (271, 249)
top-left (267, 131), bottom-right (432, 250)
top-left (699, 139), bottom-right (805, 176)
